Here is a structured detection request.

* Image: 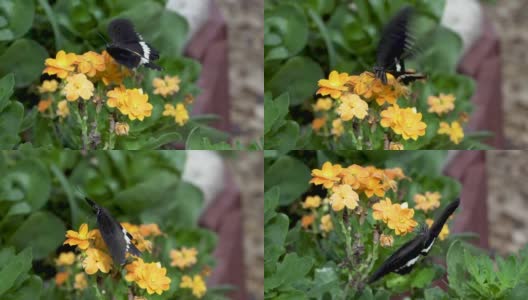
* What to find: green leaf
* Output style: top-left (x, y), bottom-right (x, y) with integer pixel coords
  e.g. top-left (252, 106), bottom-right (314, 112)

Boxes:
top-left (264, 155), bottom-right (311, 205)
top-left (264, 187), bottom-right (280, 224)
top-left (411, 268), bottom-right (436, 289)
top-left (185, 126), bottom-right (230, 150)
top-left (265, 4), bottom-right (308, 61)
top-left (0, 0), bottom-right (34, 41)
top-left (0, 247), bottom-right (32, 296)
top-left (0, 73), bottom-right (15, 112)
top-left (266, 56), bottom-right (324, 106)
top-left (8, 212), bottom-right (65, 260)
top-left (0, 101), bottom-right (24, 149)
top-left (264, 121), bottom-right (299, 153)
top-left (264, 253), bottom-right (314, 292)
top-left (4, 275), bottom-right (42, 300)
top-left (0, 39), bottom-right (48, 87)
top-left (424, 287), bottom-right (448, 300)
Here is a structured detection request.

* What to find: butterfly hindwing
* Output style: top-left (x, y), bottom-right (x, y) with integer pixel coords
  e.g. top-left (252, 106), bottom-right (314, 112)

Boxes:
top-left (85, 198), bottom-right (142, 265)
top-left (376, 7), bottom-right (414, 70)
top-left (106, 46), bottom-right (142, 69)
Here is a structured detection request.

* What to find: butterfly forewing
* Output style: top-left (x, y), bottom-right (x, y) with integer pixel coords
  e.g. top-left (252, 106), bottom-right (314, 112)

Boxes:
top-left (376, 7), bottom-right (414, 69)
top-left (108, 19), bottom-right (141, 43)
top-left (97, 207), bottom-right (128, 264)
top-left (106, 46), bottom-right (142, 69)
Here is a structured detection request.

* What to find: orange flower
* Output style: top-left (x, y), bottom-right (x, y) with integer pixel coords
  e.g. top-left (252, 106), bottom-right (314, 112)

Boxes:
top-left (438, 121), bottom-right (464, 144)
top-left (115, 122), bottom-right (129, 136)
top-left (98, 50), bottom-right (131, 86)
top-left (180, 275), bottom-right (207, 298)
top-left (379, 234), bottom-right (394, 247)
top-left (63, 73), bottom-right (94, 101)
top-left (331, 119), bottom-right (344, 137)
top-left (74, 273), bottom-right (88, 290)
top-left (76, 51), bottom-right (105, 77)
top-left (108, 88), bottom-right (153, 121)
top-left (64, 223), bottom-right (96, 250)
top-left (55, 271), bottom-right (69, 286)
top-left (38, 98), bottom-right (52, 113)
top-left (170, 247), bottom-right (198, 269)
top-left (163, 103), bottom-right (189, 126)
top-left (316, 71), bottom-right (350, 99)
top-left (372, 198), bottom-right (395, 222)
top-left (329, 184), bottom-right (359, 211)
top-left (125, 258), bottom-right (171, 295)
top-left (310, 162), bottom-right (342, 189)
top-left (82, 248), bottom-right (112, 274)
top-left (139, 224), bottom-right (163, 237)
top-left (43, 50), bottom-right (77, 79)
top-left (336, 93), bottom-right (368, 121)
top-left (428, 93), bottom-right (455, 115)
top-left (380, 105), bottom-right (427, 140)
top-left (341, 164), bottom-right (369, 189)
top-left (57, 100), bottom-right (70, 118)
top-left (313, 97), bottom-right (333, 112)
top-left (38, 79), bottom-right (58, 93)
top-left (55, 252), bottom-right (76, 266)
top-left (414, 192), bottom-right (441, 212)
top-left (360, 177), bottom-right (385, 198)
top-left (384, 168), bottom-right (405, 181)
top-left (386, 203), bottom-right (417, 235)
top-left (320, 214), bottom-right (333, 233)
top-left (152, 75), bottom-right (181, 97)
top-left (106, 85), bottom-right (127, 108)
top-left (312, 117), bottom-right (326, 132)
top-left (302, 195), bottom-right (322, 209)
top-left (389, 142), bottom-right (404, 150)
top-left (301, 214), bottom-right (315, 229)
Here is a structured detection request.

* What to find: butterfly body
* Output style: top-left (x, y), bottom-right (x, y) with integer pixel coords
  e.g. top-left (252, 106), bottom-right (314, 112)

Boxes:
top-left (368, 199), bottom-right (460, 283)
top-left (106, 18), bottom-right (161, 70)
top-left (373, 7), bottom-right (425, 85)
top-left (86, 198), bottom-right (141, 265)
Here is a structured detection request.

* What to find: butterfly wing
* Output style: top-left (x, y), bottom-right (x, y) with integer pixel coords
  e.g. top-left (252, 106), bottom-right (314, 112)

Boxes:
top-left (376, 7), bottom-right (414, 70)
top-left (96, 207), bottom-right (128, 265)
top-left (106, 45), bottom-right (142, 69)
top-left (368, 233), bottom-right (427, 283)
top-left (428, 199), bottom-right (460, 242)
top-left (108, 18), bottom-right (141, 43)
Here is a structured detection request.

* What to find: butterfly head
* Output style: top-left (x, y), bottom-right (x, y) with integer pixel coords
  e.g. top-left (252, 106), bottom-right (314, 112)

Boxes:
top-left (85, 198), bottom-right (101, 215)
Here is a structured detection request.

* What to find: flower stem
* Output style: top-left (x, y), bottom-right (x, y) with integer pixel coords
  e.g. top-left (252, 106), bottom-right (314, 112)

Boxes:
top-left (74, 102), bottom-right (89, 149)
top-left (338, 211), bottom-right (353, 261)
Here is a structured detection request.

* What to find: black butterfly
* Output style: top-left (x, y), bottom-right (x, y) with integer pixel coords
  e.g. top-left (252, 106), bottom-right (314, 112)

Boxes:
top-left (373, 7), bottom-right (426, 85)
top-left (368, 198), bottom-right (460, 284)
top-left (106, 18), bottom-right (161, 70)
top-left (85, 198), bottom-right (141, 265)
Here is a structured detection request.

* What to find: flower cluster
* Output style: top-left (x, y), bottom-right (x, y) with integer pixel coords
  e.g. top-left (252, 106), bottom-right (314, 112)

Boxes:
top-left (302, 161), bottom-right (453, 247)
top-left (313, 70), bottom-right (468, 148)
top-left (39, 50), bottom-right (191, 148)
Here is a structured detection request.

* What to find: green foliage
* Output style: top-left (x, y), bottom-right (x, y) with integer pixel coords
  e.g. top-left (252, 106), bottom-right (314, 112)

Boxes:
top-left (264, 0), bottom-right (491, 149)
top-left (0, 150), bottom-right (226, 299)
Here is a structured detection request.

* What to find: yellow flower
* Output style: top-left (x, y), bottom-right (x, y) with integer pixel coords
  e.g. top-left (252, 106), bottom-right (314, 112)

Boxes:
top-left (64, 223), bottom-right (96, 250)
top-left (125, 258), bottom-right (171, 295)
top-left (426, 218), bottom-right (450, 240)
top-left (380, 105), bottom-right (427, 140)
top-left (384, 167), bottom-right (405, 181)
top-left (55, 252), bottom-right (76, 266)
top-left (163, 103), bottom-right (189, 126)
top-left (316, 71), bottom-right (350, 99)
top-left (74, 273), bottom-right (88, 290)
top-left (313, 97), bottom-right (333, 111)
top-left (414, 192), bottom-right (441, 212)
top-left (341, 164), bottom-right (369, 189)
top-left (320, 214), bottom-right (333, 232)
top-left (38, 98), bottom-right (52, 113)
top-left (108, 88), bottom-right (153, 121)
top-left (379, 234), bottom-right (394, 247)
top-left (389, 142), bottom-right (404, 150)
top-left (348, 71), bottom-right (407, 104)
top-left (55, 271), bottom-right (69, 286)
top-left (302, 195), bottom-right (322, 209)
top-left (115, 122), bottom-right (129, 136)
top-left (428, 93), bottom-right (455, 115)
top-left (372, 198), bottom-right (395, 222)
top-left (63, 73), bottom-right (94, 101)
top-left (152, 75), bottom-right (181, 97)
top-left (82, 248), bottom-right (112, 275)
top-left (310, 162), bottom-right (342, 189)
top-left (180, 275), bottom-right (207, 298)
top-left (121, 223), bottom-right (152, 253)
top-left (301, 214), bottom-right (315, 229)
top-left (76, 51), bottom-right (105, 77)
top-left (336, 93), bottom-right (368, 121)
top-left (38, 79), bottom-right (58, 93)
top-left (331, 119), bottom-right (344, 137)
top-left (98, 50), bottom-right (131, 86)
top-left (386, 203), bottom-right (417, 236)
top-left (139, 224), bottom-right (163, 237)
top-left (90, 229), bottom-right (108, 252)
top-left (329, 184), bottom-right (359, 212)
top-left (43, 50), bottom-right (77, 79)
top-left (438, 121), bottom-right (464, 144)
top-left (57, 100), bottom-right (70, 118)
top-left (170, 247), bottom-right (198, 269)
top-left (311, 117), bottom-right (326, 132)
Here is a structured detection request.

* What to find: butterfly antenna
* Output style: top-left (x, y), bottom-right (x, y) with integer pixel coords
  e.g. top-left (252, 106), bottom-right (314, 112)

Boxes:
top-left (96, 32), bottom-right (109, 46)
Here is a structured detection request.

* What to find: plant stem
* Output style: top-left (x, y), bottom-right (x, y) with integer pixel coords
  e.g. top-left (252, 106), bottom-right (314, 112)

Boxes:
top-left (74, 102), bottom-right (88, 150)
top-left (338, 211), bottom-right (353, 261)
